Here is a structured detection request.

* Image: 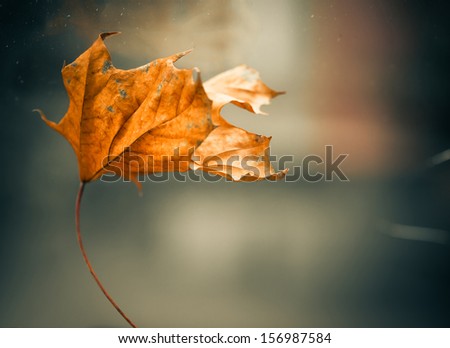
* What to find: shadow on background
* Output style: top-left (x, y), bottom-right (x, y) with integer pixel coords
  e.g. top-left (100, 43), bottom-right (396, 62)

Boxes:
top-left (0, 0), bottom-right (449, 327)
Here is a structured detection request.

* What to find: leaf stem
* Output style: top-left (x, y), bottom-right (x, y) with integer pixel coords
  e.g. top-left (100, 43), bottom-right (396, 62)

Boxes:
top-left (75, 182), bottom-right (137, 328)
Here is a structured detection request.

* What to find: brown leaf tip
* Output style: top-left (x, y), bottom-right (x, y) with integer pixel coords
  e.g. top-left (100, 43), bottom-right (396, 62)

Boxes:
top-left (168, 49), bottom-right (193, 63)
top-left (33, 108), bottom-right (52, 125)
top-left (100, 32), bottom-right (121, 40)
top-left (192, 67), bottom-right (201, 84)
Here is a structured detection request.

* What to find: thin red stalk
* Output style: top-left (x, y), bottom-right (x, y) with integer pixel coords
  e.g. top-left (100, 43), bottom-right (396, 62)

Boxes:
top-left (75, 182), bottom-right (137, 328)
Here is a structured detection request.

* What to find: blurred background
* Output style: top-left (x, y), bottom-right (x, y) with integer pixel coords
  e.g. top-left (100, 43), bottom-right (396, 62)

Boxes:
top-left (1, 0), bottom-right (449, 327)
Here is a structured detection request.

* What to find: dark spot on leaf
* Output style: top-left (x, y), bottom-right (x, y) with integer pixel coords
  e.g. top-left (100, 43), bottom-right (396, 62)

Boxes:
top-left (119, 89), bottom-right (127, 98)
top-left (71, 62), bottom-right (77, 67)
top-left (107, 105), bottom-right (114, 112)
top-left (102, 60), bottom-right (112, 74)
top-left (67, 78), bottom-right (71, 84)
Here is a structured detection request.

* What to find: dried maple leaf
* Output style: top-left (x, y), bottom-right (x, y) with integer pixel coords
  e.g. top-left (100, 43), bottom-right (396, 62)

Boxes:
top-left (36, 32), bottom-right (285, 328)
top-left (36, 32), bottom-right (285, 183)
top-left (36, 32), bottom-right (214, 185)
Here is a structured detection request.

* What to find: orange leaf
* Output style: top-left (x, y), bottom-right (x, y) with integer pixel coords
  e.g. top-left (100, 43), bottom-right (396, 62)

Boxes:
top-left (37, 33), bottom-right (285, 184)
